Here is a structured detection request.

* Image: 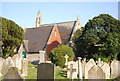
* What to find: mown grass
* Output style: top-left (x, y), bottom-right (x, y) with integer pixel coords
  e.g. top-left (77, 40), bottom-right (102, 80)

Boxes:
top-left (25, 63), bottom-right (68, 79)
top-left (25, 63), bottom-right (37, 79)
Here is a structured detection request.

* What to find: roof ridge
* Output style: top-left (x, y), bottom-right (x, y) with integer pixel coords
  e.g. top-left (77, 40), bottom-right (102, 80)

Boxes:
top-left (42, 20), bottom-right (75, 26)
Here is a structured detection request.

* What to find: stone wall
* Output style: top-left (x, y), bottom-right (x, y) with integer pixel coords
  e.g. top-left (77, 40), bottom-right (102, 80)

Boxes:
top-left (27, 53), bottom-right (39, 62)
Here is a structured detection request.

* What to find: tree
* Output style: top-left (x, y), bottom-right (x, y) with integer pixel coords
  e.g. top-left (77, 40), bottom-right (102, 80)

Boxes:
top-left (74, 14), bottom-right (120, 62)
top-left (1, 17), bottom-right (24, 58)
top-left (72, 27), bottom-right (84, 43)
top-left (50, 44), bottom-right (74, 67)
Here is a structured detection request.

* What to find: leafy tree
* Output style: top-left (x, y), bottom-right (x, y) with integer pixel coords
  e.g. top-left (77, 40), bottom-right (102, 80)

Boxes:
top-left (50, 44), bottom-right (74, 67)
top-left (74, 14), bottom-right (120, 62)
top-left (72, 27), bottom-right (84, 43)
top-left (1, 17), bottom-right (24, 58)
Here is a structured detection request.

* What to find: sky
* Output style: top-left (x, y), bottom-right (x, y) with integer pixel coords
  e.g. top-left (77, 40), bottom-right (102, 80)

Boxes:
top-left (1, 2), bottom-right (119, 28)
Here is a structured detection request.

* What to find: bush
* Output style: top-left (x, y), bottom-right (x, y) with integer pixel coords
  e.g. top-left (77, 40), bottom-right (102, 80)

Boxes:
top-left (50, 44), bottom-right (74, 67)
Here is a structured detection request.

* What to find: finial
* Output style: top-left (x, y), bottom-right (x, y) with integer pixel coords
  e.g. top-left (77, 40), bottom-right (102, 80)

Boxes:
top-left (77, 15), bottom-right (79, 20)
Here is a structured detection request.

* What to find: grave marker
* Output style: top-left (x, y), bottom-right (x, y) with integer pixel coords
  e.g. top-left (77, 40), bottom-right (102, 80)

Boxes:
top-left (12, 54), bottom-right (22, 71)
top-left (21, 58), bottom-right (28, 76)
top-left (78, 57), bottom-right (82, 80)
top-left (37, 63), bottom-right (55, 79)
top-left (65, 54), bottom-right (69, 66)
top-left (67, 61), bottom-right (78, 79)
top-left (85, 59), bottom-right (96, 79)
top-left (82, 58), bottom-right (86, 78)
top-left (3, 67), bottom-right (24, 80)
top-left (1, 57), bottom-right (14, 76)
top-left (111, 60), bottom-right (120, 79)
top-left (88, 65), bottom-right (105, 81)
top-left (101, 62), bottom-right (110, 79)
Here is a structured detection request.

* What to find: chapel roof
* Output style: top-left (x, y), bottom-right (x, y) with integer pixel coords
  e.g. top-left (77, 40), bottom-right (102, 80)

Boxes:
top-left (24, 21), bottom-right (76, 52)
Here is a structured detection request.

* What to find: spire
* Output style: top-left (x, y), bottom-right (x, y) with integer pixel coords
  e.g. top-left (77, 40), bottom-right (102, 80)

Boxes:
top-left (77, 15), bottom-right (79, 20)
top-left (36, 10), bottom-right (42, 27)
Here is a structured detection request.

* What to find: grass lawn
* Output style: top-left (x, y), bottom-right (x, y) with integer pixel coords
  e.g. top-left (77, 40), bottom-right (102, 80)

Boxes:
top-left (25, 63), bottom-right (67, 79)
top-left (25, 63), bottom-right (37, 79)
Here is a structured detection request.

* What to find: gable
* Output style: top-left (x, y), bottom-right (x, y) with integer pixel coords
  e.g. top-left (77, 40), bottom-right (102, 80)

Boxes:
top-left (25, 26), bottom-right (53, 52)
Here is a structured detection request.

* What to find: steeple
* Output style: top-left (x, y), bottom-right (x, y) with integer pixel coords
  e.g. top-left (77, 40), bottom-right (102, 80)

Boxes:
top-left (36, 10), bottom-right (42, 27)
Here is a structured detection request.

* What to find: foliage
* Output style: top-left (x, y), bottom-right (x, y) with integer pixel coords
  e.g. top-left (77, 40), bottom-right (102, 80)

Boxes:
top-left (72, 27), bottom-right (84, 43)
top-left (74, 14), bottom-right (120, 62)
top-left (1, 17), bottom-right (24, 58)
top-left (50, 44), bottom-right (74, 67)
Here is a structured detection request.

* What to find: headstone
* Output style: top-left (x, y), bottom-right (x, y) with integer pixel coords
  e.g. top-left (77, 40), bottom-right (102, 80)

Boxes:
top-left (111, 60), bottom-right (120, 79)
top-left (85, 59), bottom-right (96, 79)
top-left (12, 54), bottom-right (22, 71)
top-left (37, 63), bottom-right (55, 79)
top-left (101, 62), bottom-right (110, 79)
top-left (97, 58), bottom-right (102, 67)
top-left (0, 58), bottom-right (4, 74)
top-left (82, 58), bottom-right (86, 78)
top-left (88, 65), bottom-right (105, 80)
top-left (39, 50), bottom-right (46, 64)
top-left (67, 61), bottom-right (78, 79)
top-left (1, 57), bottom-right (14, 76)
top-left (3, 67), bottom-right (24, 81)
top-left (64, 54), bottom-right (69, 66)
top-left (78, 57), bottom-right (82, 79)
top-left (21, 58), bottom-right (28, 76)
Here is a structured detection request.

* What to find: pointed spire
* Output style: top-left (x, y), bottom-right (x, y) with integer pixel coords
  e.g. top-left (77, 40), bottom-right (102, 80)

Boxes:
top-left (36, 10), bottom-right (42, 27)
top-left (37, 10), bottom-right (41, 17)
top-left (77, 15), bottom-right (79, 20)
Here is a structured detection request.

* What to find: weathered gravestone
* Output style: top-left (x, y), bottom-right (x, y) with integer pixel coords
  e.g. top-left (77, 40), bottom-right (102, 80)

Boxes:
top-left (78, 57), bottom-right (82, 79)
top-left (37, 63), bottom-right (55, 79)
top-left (97, 58), bottom-right (103, 67)
top-left (21, 58), bottom-right (28, 76)
top-left (12, 54), bottom-right (22, 71)
top-left (85, 59), bottom-right (96, 79)
top-left (67, 61), bottom-right (78, 79)
top-left (1, 57), bottom-right (14, 76)
top-left (111, 60), bottom-right (120, 79)
top-left (101, 62), bottom-right (110, 79)
top-left (3, 67), bottom-right (24, 81)
top-left (88, 65), bottom-right (105, 81)
top-left (0, 58), bottom-right (4, 74)
top-left (82, 58), bottom-right (86, 78)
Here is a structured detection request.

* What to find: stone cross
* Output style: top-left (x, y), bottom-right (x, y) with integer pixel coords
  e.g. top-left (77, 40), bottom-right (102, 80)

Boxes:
top-left (39, 50), bottom-right (46, 64)
top-left (68, 64), bottom-right (76, 79)
top-left (78, 57), bottom-right (82, 80)
top-left (64, 54), bottom-right (69, 66)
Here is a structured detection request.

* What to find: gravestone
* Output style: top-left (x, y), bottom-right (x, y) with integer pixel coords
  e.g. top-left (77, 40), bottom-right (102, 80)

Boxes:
top-left (39, 50), bottom-right (46, 64)
top-left (78, 57), bottom-right (82, 79)
top-left (97, 58), bottom-right (102, 67)
top-left (101, 62), bottom-right (110, 79)
top-left (12, 54), bottom-right (22, 71)
top-left (0, 58), bottom-right (4, 74)
top-left (88, 65), bottom-right (105, 81)
top-left (85, 59), bottom-right (96, 79)
top-left (37, 63), bottom-right (55, 79)
top-left (67, 61), bottom-right (78, 79)
top-left (82, 58), bottom-right (86, 78)
top-left (21, 58), bottom-right (28, 76)
top-left (1, 57), bottom-right (14, 76)
top-left (111, 60), bottom-right (120, 79)
top-left (3, 67), bottom-right (24, 81)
